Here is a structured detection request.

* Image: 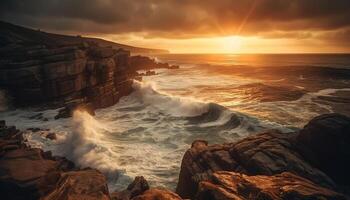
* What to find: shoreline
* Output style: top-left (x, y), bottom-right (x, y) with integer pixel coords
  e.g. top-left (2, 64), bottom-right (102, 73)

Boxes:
top-left (1, 113), bottom-right (349, 199)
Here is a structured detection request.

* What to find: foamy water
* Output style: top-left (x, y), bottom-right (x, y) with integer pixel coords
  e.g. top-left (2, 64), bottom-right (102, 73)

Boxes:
top-left (1, 54), bottom-right (350, 190)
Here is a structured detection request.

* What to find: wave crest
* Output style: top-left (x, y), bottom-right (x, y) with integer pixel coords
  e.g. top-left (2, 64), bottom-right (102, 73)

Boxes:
top-left (132, 80), bottom-right (209, 117)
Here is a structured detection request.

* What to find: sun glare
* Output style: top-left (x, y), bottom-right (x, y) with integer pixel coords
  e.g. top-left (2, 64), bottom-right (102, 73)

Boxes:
top-left (221, 36), bottom-right (242, 53)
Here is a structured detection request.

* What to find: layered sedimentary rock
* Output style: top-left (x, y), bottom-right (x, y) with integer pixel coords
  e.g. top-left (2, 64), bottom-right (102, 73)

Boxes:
top-left (196, 171), bottom-right (345, 200)
top-left (0, 42), bottom-right (133, 111)
top-left (176, 113), bottom-right (350, 199)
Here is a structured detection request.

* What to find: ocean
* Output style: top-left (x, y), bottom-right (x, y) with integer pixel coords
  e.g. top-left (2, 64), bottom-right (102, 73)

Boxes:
top-left (1, 54), bottom-right (350, 190)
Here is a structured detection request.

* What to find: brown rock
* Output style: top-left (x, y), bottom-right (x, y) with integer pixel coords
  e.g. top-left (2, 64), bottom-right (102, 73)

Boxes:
top-left (41, 169), bottom-right (111, 200)
top-left (196, 171), bottom-right (346, 200)
top-left (296, 113), bottom-right (350, 185)
top-left (176, 130), bottom-right (334, 199)
top-left (111, 176), bottom-right (149, 200)
top-left (46, 133), bottom-right (57, 140)
top-left (132, 189), bottom-right (182, 200)
top-left (0, 148), bottom-right (59, 200)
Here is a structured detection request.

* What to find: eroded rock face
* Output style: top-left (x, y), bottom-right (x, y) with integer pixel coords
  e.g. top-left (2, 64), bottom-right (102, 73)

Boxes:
top-left (176, 130), bottom-right (334, 199)
top-left (132, 189), bottom-right (183, 200)
top-left (0, 27), bottom-right (134, 115)
top-left (41, 169), bottom-right (111, 200)
top-left (176, 114), bottom-right (350, 199)
top-left (111, 176), bottom-right (182, 200)
top-left (0, 124), bottom-right (59, 200)
top-left (296, 113), bottom-right (350, 185)
top-left (196, 171), bottom-right (346, 200)
top-left (0, 121), bottom-right (110, 200)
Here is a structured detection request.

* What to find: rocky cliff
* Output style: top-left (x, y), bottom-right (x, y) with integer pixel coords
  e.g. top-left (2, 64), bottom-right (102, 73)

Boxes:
top-left (0, 21), bottom-right (135, 111)
top-left (0, 21), bottom-right (175, 118)
top-left (1, 114), bottom-right (349, 200)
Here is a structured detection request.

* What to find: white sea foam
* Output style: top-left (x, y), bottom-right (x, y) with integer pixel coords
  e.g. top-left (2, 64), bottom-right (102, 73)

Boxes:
top-left (1, 63), bottom-right (348, 190)
top-left (132, 80), bottom-right (209, 117)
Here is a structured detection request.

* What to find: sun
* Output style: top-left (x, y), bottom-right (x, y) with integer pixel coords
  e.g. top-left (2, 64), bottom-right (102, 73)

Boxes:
top-left (221, 36), bottom-right (243, 53)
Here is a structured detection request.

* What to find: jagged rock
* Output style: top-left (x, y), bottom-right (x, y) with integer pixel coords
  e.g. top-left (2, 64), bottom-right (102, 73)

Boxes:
top-left (111, 176), bottom-right (182, 200)
top-left (0, 147), bottom-right (59, 200)
top-left (196, 171), bottom-right (346, 200)
top-left (41, 169), bottom-right (111, 200)
top-left (132, 189), bottom-right (182, 200)
top-left (0, 22), bottom-right (135, 110)
top-left (176, 114), bottom-right (350, 199)
top-left (129, 55), bottom-right (179, 71)
top-left (296, 113), bottom-right (350, 185)
top-left (45, 133), bottom-right (57, 140)
top-left (111, 176), bottom-right (149, 200)
top-left (176, 130), bottom-right (335, 199)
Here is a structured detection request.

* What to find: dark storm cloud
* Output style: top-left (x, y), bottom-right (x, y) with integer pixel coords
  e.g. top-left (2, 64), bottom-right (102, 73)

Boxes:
top-left (1, 0), bottom-right (350, 39)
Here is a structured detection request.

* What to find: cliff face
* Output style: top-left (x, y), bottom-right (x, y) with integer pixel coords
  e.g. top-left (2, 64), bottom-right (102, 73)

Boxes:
top-left (0, 21), bottom-right (137, 114)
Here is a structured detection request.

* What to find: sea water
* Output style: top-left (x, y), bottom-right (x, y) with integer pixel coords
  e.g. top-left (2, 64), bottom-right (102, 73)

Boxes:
top-left (1, 54), bottom-right (350, 190)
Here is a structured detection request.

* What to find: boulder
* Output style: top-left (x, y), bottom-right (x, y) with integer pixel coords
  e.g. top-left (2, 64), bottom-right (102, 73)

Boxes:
top-left (41, 169), bottom-right (111, 200)
top-left (111, 176), bottom-right (149, 200)
top-left (0, 147), bottom-right (59, 200)
top-left (196, 171), bottom-right (346, 200)
top-left (176, 130), bottom-right (335, 199)
top-left (296, 113), bottom-right (350, 185)
top-left (45, 133), bottom-right (57, 140)
top-left (111, 176), bottom-right (182, 200)
top-left (131, 189), bottom-right (182, 200)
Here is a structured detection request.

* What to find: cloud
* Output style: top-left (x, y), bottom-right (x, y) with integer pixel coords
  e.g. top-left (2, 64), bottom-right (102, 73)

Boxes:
top-left (1, 0), bottom-right (350, 41)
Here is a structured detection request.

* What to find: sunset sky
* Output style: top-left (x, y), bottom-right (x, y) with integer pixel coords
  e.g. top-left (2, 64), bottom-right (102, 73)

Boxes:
top-left (1, 0), bottom-right (349, 53)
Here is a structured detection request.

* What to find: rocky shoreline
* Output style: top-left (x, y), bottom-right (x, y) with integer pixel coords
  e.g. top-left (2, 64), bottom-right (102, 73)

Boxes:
top-left (1, 20), bottom-right (350, 200)
top-left (1, 113), bottom-right (349, 200)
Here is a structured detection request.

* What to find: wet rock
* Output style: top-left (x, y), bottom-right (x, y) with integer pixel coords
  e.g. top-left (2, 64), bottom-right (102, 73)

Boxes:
top-left (129, 55), bottom-right (179, 71)
top-left (111, 176), bottom-right (149, 200)
top-left (45, 133), bottom-right (57, 140)
top-left (55, 102), bottom-right (95, 119)
top-left (296, 113), bottom-right (350, 185)
top-left (145, 70), bottom-right (156, 76)
top-left (196, 171), bottom-right (346, 200)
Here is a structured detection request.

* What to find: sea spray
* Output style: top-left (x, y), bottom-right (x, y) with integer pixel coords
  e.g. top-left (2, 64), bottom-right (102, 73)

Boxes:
top-left (132, 80), bottom-right (209, 117)
top-left (64, 110), bottom-right (120, 180)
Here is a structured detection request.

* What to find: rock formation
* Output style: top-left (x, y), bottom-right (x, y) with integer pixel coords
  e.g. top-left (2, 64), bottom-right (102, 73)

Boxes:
top-left (196, 171), bottom-right (345, 200)
top-left (176, 113), bottom-right (350, 199)
top-left (0, 38), bottom-right (133, 110)
top-left (1, 112), bottom-right (350, 199)
top-left (0, 120), bottom-right (181, 200)
top-left (130, 55), bottom-right (179, 71)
